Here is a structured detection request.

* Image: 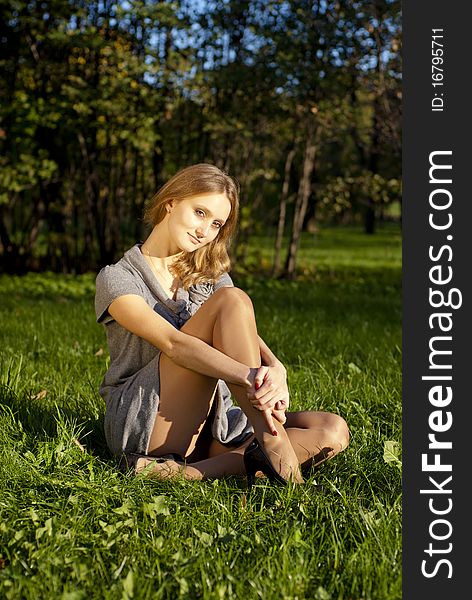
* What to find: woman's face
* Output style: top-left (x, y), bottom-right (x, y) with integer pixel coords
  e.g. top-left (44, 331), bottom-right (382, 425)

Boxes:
top-left (166, 193), bottom-right (232, 253)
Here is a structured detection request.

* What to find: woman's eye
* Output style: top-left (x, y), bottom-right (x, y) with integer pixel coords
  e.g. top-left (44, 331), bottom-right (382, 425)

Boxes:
top-left (212, 222), bottom-right (222, 230)
top-left (195, 209), bottom-right (205, 217)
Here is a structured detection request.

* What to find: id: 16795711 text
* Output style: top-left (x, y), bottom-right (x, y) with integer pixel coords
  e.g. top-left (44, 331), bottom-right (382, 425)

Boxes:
top-left (432, 28), bottom-right (444, 112)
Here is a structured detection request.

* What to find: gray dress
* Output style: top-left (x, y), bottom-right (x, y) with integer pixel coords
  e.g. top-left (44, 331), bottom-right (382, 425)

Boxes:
top-left (94, 244), bottom-right (254, 457)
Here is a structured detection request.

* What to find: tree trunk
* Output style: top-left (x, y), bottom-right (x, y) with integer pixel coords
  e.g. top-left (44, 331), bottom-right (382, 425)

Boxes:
top-left (364, 205), bottom-right (375, 234)
top-left (273, 146), bottom-right (296, 276)
top-left (283, 130), bottom-right (316, 279)
top-left (364, 93), bottom-right (381, 235)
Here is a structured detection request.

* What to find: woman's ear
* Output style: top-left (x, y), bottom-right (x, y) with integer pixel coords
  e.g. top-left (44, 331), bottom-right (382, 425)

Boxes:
top-left (166, 200), bottom-right (174, 213)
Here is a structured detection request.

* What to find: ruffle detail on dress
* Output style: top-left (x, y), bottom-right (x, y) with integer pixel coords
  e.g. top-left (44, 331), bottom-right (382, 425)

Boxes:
top-left (211, 380), bottom-right (254, 445)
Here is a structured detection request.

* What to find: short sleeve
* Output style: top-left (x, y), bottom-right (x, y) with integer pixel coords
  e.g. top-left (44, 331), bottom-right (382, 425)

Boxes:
top-left (95, 265), bottom-right (144, 324)
top-left (214, 272), bottom-right (234, 290)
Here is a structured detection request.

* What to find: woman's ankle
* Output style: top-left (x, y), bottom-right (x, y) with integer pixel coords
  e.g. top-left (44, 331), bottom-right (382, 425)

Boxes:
top-left (256, 431), bottom-right (301, 474)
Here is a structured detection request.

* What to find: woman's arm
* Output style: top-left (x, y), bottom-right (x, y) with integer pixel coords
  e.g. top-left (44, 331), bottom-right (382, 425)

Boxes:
top-left (258, 336), bottom-right (286, 371)
top-left (108, 294), bottom-right (256, 388)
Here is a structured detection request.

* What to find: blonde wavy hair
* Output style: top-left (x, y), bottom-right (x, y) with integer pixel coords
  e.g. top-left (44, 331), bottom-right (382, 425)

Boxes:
top-left (143, 163), bottom-right (240, 289)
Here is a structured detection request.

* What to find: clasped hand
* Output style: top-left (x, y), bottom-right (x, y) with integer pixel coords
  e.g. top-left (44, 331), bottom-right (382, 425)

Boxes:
top-left (247, 363), bottom-right (289, 433)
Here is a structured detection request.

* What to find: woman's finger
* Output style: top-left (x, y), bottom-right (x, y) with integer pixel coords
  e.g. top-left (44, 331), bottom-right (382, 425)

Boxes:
top-left (253, 383), bottom-right (280, 405)
top-left (254, 365), bottom-right (269, 391)
top-left (254, 374), bottom-right (288, 402)
top-left (263, 409), bottom-right (277, 435)
top-left (252, 393), bottom-right (285, 412)
top-left (272, 409), bottom-right (287, 425)
top-left (274, 399), bottom-right (289, 411)
top-left (252, 387), bottom-right (287, 409)
top-left (254, 376), bottom-right (275, 399)
top-left (251, 400), bottom-right (275, 411)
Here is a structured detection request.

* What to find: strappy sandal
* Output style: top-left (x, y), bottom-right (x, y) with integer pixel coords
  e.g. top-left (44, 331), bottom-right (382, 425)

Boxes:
top-left (118, 452), bottom-right (185, 475)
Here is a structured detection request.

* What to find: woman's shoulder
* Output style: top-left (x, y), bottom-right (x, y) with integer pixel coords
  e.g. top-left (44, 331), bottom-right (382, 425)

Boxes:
top-left (94, 246), bottom-right (146, 323)
top-left (94, 246), bottom-right (145, 300)
top-left (213, 272), bottom-right (234, 290)
top-left (189, 272), bottom-right (233, 295)
top-left (95, 245), bottom-right (142, 287)
top-left (186, 272), bottom-right (233, 314)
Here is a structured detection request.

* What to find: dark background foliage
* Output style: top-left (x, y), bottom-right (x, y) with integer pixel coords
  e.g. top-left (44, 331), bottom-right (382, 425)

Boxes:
top-left (0, 0), bottom-right (401, 276)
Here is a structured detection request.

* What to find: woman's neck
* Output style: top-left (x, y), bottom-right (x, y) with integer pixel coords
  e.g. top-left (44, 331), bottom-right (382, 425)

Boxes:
top-left (141, 225), bottom-right (182, 272)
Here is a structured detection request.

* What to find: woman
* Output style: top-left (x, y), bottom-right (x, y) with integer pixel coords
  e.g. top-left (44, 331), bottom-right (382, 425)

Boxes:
top-left (95, 163), bottom-right (349, 487)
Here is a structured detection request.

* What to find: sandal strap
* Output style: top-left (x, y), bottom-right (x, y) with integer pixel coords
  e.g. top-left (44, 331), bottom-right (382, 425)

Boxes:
top-left (157, 453), bottom-right (185, 463)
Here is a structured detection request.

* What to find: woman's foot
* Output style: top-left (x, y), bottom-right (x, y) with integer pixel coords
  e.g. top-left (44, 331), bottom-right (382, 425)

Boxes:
top-left (257, 431), bottom-right (304, 484)
top-left (134, 456), bottom-right (203, 481)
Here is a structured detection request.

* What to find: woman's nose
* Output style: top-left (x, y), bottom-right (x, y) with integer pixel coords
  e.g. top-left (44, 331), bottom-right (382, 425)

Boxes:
top-left (196, 221), bottom-right (211, 237)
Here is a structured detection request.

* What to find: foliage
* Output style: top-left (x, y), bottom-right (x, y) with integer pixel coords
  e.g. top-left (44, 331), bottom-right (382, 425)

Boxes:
top-left (0, 0), bottom-right (401, 274)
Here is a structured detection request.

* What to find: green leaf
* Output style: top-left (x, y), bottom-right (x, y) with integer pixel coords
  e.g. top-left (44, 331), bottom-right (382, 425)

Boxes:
top-left (315, 586), bottom-right (331, 600)
top-left (383, 440), bottom-right (402, 468)
top-left (142, 495), bottom-right (170, 518)
top-left (122, 570), bottom-right (134, 599)
top-left (179, 578), bottom-right (189, 596)
top-left (113, 501), bottom-right (133, 516)
top-left (193, 528), bottom-right (213, 546)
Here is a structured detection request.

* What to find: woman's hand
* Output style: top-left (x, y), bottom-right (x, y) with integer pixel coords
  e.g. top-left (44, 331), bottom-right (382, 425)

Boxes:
top-left (248, 363), bottom-right (290, 429)
top-left (254, 363), bottom-right (289, 408)
top-left (272, 400), bottom-right (288, 425)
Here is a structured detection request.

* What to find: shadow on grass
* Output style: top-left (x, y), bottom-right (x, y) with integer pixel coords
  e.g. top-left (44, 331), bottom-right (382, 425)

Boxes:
top-left (0, 383), bottom-right (110, 461)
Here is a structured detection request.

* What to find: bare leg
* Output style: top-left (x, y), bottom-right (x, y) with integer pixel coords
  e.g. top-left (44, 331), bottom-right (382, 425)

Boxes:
top-left (143, 287), bottom-right (301, 481)
top-left (136, 410), bottom-right (349, 481)
top-left (176, 411), bottom-right (350, 479)
top-left (284, 411), bottom-right (350, 468)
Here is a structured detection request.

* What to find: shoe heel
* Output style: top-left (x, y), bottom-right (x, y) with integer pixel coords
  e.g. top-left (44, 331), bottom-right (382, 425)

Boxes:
top-left (244, 449), bottom-right (256, 490)
top-left (243, 438), bottom-right (290, 487)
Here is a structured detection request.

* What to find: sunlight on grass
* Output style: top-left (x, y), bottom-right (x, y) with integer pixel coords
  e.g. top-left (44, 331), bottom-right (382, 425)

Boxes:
top-left (0, 225), bottom-right (402, 599)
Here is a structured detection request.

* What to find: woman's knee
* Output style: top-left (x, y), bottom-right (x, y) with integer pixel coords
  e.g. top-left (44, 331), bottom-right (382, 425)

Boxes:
top-left (313, 412), bottom-right (349, 450)
top-left (328, 413), bottom-right (350, 450)
top-left (212, 286), bottom-right (254, 313)
top-left (291, 410), bottom-right (350, 450)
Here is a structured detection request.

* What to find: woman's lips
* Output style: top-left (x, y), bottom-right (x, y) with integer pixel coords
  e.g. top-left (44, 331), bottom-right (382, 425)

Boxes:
top-left (188, 233), bottom-right (201, 245)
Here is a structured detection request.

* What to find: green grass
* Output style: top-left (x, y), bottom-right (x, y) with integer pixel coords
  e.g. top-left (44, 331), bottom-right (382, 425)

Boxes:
top-left (0, 225), bottom-right (402, 600)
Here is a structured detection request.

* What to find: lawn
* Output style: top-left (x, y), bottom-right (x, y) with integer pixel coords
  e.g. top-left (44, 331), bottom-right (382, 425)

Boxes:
top-left (0, 225), bottom-right (402, 600)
